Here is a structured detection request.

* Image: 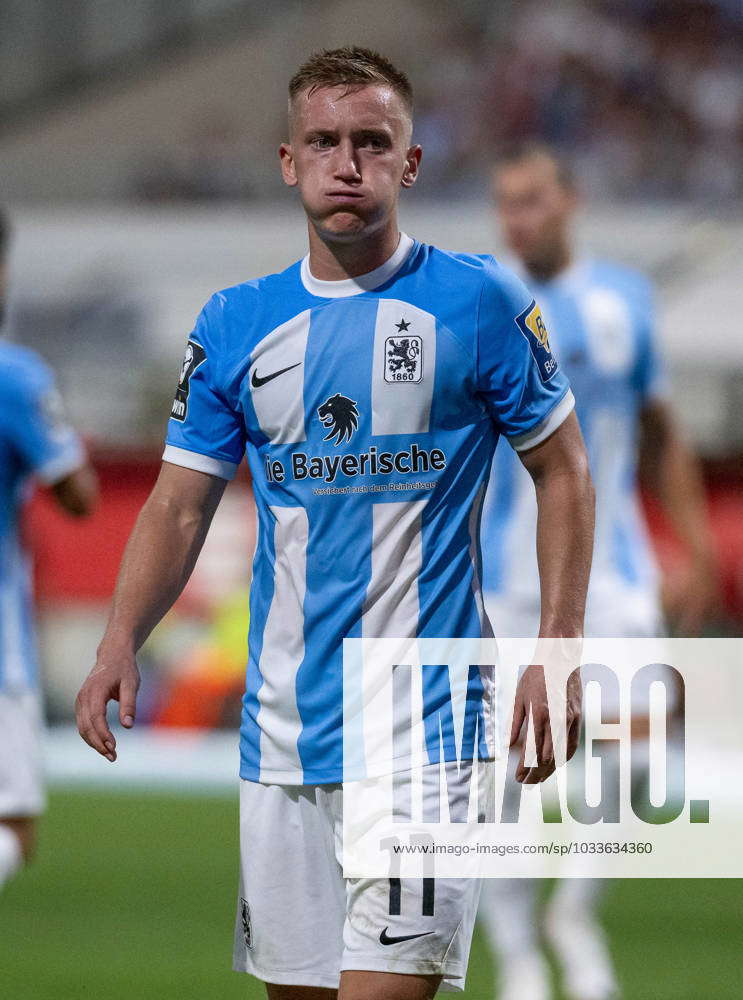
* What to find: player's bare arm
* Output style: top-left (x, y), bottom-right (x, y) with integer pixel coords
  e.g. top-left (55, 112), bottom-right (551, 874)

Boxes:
top-left (75, 462), bottom-right (227, 761)
top-left (510, 411), bottom-right (595, 784)
top-left (639, 398), bottom-right (718, 633)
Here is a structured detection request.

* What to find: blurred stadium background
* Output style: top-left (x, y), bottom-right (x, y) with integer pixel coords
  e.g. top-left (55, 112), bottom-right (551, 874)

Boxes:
top-left (1, 0), bottom-right (742, 997)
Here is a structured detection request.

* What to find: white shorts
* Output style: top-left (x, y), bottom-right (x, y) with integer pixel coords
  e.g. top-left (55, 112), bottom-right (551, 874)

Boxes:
top-left (0, 688), bottom-right (45, 817)
top-left (233, 778), bottom-right (482, 992)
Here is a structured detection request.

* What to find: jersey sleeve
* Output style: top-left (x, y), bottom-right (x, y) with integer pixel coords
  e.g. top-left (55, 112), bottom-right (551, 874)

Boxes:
top-left (476, 259), bottom-right (574, 451)
top-left (163, 295), bottom-right (246, 480)
top-left (633, 279), bottom-right (670, 403)
top-left (0, 353), bottom-right (85, 484)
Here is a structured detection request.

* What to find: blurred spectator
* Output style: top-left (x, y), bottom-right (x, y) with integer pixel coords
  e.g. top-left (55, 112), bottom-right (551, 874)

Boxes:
top-left (118, 0), bottom-right (743, 205)
top-left (404, 0), bottom-right (743, 205)
top-left (2, 0), bottom-right (740, 205)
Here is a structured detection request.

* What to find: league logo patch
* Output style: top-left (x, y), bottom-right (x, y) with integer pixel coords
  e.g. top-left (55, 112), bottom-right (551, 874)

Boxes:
top-left (317, 393), bottom-right (359, 445)
top-left (515, 300), bottom-right (559, 383)
top-left (385, 329), bottom-right (423, 383)
top-left (240, 897), bottom-right (252, 949)
top-left (171, 339), bottom-right (206, 422)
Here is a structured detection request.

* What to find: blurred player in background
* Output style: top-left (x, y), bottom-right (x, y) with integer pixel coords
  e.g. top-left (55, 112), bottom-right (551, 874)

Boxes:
top-left (477, 146), bottom-right (718, 1000)
top-left (0, 207), bottom-right (97, 893)
top-left (76, 49), bottom-right (595, 1000)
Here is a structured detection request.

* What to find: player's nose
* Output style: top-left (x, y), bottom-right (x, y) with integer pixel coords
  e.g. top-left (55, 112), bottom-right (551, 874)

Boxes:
top-left (332, 140), bottom-right (361, 183)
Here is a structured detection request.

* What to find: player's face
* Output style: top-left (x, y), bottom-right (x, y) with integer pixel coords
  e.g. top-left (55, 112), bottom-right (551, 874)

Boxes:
top-left (493, 158), bottom-right (576, 273)
top-left (280, 84), bottom-right (420, 241)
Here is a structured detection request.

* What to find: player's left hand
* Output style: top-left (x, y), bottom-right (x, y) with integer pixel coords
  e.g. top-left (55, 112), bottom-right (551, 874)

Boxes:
top-left (75, 650), bottom-right (141, 763)
top-left (510, 650), bottom-right (582, 784)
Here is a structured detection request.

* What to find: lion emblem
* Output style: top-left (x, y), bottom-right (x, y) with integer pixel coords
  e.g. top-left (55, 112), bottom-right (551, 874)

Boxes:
top-left (384, 335), bottom-right (422, 383)
top-left (386, 337), bottom-right (420, 375)
top-left (317, 393), bottom-right (359, 445)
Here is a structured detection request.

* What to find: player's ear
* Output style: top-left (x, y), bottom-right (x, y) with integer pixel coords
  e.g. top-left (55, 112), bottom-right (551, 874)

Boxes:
top-left (279, 143), bottom-right (297, 187)
top-left (401, 144), bottom-right (422, 188)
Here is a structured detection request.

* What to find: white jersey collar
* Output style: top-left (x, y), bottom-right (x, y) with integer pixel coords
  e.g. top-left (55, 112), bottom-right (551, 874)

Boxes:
top-left (300, 232), bottom-right (414, 298)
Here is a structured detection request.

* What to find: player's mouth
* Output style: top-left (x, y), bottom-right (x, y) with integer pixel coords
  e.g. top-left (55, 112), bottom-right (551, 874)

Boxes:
top-left (325, 190), bottom-right (364, 202)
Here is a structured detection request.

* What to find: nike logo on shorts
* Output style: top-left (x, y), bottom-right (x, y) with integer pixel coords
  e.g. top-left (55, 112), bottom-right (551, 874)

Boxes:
top-left (251, 362), bottom-right (301, 388)
top-left (379, 926), bottom-right (435, 945)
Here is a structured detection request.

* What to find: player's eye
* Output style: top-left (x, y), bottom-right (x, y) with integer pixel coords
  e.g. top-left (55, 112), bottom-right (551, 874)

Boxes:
top-left (310, 135), bottom-right (334, 149)
top-left (361, 135), bottom-right (387, 150)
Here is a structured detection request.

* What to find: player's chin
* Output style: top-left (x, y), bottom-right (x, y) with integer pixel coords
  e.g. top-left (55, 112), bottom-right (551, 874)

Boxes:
top-left (316, 209), bottom-right (373, 240)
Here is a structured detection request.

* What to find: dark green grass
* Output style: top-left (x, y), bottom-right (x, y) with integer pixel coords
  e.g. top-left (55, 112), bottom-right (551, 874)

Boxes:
top-left (2, 791), bottom-right (740, 999)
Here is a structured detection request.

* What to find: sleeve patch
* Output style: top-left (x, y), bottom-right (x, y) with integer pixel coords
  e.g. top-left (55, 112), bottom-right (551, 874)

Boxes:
top-left (515, 300), bottom-right (559, 383)
top-left (171, 340), bottom-right (207, 422)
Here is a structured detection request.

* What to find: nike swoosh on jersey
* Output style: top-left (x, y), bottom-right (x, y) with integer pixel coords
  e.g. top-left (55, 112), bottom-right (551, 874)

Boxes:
top-left (251, 362), bottom-right (301, 388)
top-left (379, 927), bottom-right (435, 946)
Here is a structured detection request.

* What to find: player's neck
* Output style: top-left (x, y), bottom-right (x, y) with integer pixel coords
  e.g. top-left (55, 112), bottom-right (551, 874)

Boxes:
top-left (306, 221), bottom-right (401, 281)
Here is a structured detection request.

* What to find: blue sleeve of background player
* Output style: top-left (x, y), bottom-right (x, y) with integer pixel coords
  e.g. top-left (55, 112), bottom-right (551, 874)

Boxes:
top-left (163, 294), bottom-right (246, 480)
top-left (633, 278), bottom-right (670, 403)
top-left (476, 259), bottom-right (575, 452)
top-left (0, 350), bottom-right (84, 484)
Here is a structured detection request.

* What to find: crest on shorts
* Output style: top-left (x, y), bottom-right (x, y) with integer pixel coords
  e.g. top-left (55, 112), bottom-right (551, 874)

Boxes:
top-left (385, 325), bottom-right (423, 384)
top-left (240, 896), bottom-right (252, 948)
top-left (515, 300), bottom-right (559, 383)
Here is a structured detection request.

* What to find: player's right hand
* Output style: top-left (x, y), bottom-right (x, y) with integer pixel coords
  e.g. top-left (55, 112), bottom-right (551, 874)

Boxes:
top-left (75, 652), bottom-right (140, 762)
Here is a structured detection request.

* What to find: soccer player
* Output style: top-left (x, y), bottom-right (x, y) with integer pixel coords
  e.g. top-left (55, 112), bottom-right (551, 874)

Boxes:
top-left (478, 145), bottom-right (718, 1000)
top-left (75, 49), bottom-right (594, 999)
top-left (0, 207), bottom-right (97, 893)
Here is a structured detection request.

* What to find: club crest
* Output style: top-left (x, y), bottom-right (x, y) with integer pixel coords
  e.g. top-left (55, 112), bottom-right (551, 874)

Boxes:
top-left (240, 897), bottom-right (252, 948)
top-left (385, 333), bottom-right (423, 383)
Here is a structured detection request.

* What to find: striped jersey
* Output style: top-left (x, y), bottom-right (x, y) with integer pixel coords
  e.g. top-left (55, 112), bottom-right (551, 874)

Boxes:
top-left (0, 342), bottom-right (85, 691)
top-left (163, 234), bottom-right (574, 783)
top-left (482, 259), bottom-right (667, 633)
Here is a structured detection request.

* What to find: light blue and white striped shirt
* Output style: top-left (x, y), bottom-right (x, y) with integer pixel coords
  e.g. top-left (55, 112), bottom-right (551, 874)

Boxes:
top-left (164, 234), bottom-right (574, 783)
top-left (482, 258), bottom-right (667, 634)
